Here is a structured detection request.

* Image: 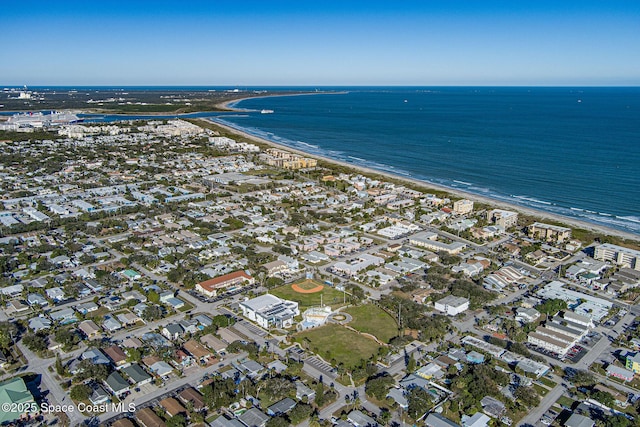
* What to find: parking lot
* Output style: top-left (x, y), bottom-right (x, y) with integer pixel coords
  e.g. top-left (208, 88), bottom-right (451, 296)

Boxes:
top-left (304, 355), bottom-right (337, 380)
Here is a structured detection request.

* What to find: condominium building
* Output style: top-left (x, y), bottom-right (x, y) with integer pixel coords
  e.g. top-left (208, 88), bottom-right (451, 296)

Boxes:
top-left (527, 222), bottom-right (572, 243)
top-left (409, 232), bottom-right (466, 255)
top-left (453, 199), bottom-right (474, 215)
top-left (196, 271), bottom-right (255, 297)
top-left (486, 209), bottom-right (518, 229)
top-left (594, 243), bottom-right (640, 271)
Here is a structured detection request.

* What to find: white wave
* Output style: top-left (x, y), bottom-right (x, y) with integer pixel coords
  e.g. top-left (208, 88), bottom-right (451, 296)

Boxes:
top-left (620, 216), bottom-right (640, 224)
top-left (453, 180), bottom-right (472, 186)
top-left (296, 141), bottom-right (319, 149)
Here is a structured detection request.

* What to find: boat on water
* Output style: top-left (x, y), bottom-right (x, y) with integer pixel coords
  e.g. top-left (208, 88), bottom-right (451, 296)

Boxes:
top-left (7, 111), bottom-right (83, 126)
top-left (260, 109), bottom-right (274, 114)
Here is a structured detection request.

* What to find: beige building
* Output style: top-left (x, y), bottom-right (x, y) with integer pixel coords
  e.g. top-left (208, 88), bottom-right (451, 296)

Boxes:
top-left (528, 222), bottom-right (572, 243)
top-left (487, 209), bottom-right (518, 229)
top-left (263, 148), bottom-right (317, 169)
top-left (453, 199), bottom-right (474, 215)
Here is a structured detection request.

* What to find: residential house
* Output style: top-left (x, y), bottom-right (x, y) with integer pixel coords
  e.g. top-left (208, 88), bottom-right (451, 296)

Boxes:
top-left (565, 413), bottom-right (594, 427)
top-left (82, 348), bottom-right (111, 365)
top-left (76, 301), bottom-right (99, 315)
top-left (122, 364), bottom-right (152, 387)
top-left (267, 397), bottom-right (296, 416)
top-left (238, 408), bottom-right (269, 427)
top-left (461, 413), bottom-right (491, 427)
top-left (105, 372), bottom-right (129, 397)
top-left (193, 314), bottom-right (213, 327)
top-left (347, 410), bottom-right (379, 427)
top-left (159, 397), bottom-right (187, 418)
top-left (201, 334), bottom-right (227, 354)
top-left (149, 361), bottom-right (174, 378)
top-left (606, 365), bottom-right (635, 382)
top-left (49, 308), bottom-right (77, 324)
top-left (135, 407), bottom-right (166, 427)
top-left (27, 293), bottom-right (48, 307)
top-left (183, 340), bottom-right (213, 364)
top-left (104, 345), bottom-right (128, 367)
top-left (295, 381), bottom-right (315, 402)
top-left (45, 287), bottom-right (66, 302)
top-left (88, 383), bottom-right (110, 405)
top-left (425, 413), bottom-right (461, 427)
top-left (210, 416), bottom-right (244, 427)
top-left (102, 315), bottom-right (122, 333)
top-left (162, 323), bottom-right (184, 341)
top-left (78, 320), bottom-right (102, 339)
top-left (29, 316), bottom-right (52, 332)
top-left (178, 387), bottom-right (206, 412)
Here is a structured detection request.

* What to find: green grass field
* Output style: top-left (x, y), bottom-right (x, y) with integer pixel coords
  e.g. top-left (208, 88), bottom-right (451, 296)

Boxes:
top-left (295, 324), bottom-right (381, 369)
top-left (271, 281), bottom-right (346, 309)
top-left (343, 304), bottom-right (398, 344)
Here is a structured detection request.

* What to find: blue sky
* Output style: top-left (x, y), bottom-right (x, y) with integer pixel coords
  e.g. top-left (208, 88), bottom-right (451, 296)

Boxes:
top-left (1, 1), bottom-right (638, 86)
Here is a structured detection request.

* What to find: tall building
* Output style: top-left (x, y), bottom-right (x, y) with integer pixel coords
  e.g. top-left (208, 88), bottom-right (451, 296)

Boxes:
top-left (453, 199), bottom-right (474, 215)
top-left (594, 243), bottom-right (640, 271)
top-left (486, 209), bottom-right (518, 229)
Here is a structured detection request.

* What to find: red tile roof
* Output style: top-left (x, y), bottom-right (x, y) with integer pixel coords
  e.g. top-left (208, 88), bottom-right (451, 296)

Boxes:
top-left (197, 270), bottom-right (253, 292)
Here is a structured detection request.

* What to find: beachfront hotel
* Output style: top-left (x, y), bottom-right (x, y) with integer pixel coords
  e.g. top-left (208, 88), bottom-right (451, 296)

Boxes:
top-left (594, 243), bottom-right (640, 271)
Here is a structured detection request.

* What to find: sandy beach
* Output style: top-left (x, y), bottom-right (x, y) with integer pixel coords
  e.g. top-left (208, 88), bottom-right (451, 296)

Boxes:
top-left (207, 98), bottom-right (639, 242)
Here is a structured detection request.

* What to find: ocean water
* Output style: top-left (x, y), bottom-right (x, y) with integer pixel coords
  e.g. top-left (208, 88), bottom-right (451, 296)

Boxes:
top-left (211, 87), bottom-right (640, 235)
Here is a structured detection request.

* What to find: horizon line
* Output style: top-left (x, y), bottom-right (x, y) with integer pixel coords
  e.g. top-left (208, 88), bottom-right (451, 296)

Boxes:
top-left (2, 84), bottom-right (639, 88)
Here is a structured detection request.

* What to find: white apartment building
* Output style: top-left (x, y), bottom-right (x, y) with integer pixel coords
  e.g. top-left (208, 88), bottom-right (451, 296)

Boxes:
top-left (594, 243), bottom-right (640, 271)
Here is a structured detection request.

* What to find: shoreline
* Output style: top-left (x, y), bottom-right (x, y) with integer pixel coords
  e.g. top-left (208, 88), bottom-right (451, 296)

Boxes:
top-left (214, 91), bottom-right (349, 111)
top-left (203, 116), bottom-right (639, 242)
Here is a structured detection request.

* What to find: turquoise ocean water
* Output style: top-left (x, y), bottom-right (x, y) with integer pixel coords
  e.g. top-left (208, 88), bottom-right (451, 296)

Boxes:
top-left (212, 87), bottom-right (640, 235)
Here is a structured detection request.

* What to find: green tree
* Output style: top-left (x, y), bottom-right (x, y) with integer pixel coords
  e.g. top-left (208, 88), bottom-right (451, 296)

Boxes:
top-left (604, 415), bottom-right (632, 427)
top-left (23, 333), bottom-right (48, 353)
top-left (0, 321), bottom-right (18, 349)
top-left (142, 305), bottom-right (164, 321)
top-left (535, 298), bottom-right (567, 315)
top-left (147, 290), bottom-right (160, 304)
top-left (55, 328), bottom-right (80, 350)
top-left (406, 353), bottom-right (417, 373)
top-left (55, 355), bottom-right (65, 376)
top-left (514, 386), bottom-right (540, 408)
top-left (266, 416), bottom-right (289, 427)
top-left (166, 414), bottom-right (187, 427)
top-left (70, 384), bottom-right (92, 401)
top-left (127, 347), bottom-right (142, 362)
top-left (365, 373), bottom-right (395, 401)
top-left (314, 381), bottom-right (325, 407)
top-left (288, 403), bottom-right (313, 424)
top-left (591, 390), bottom-right (615, 408)
top-left (407, 387), bottom-right (431, 420)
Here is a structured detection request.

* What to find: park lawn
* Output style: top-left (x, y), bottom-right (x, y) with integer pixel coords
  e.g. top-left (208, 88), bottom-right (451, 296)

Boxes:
top-left (295, 324), bottom-right (381, 369)
top-left (271, 282), bottom-right (346, 310)
top-left (343, 304), bottom-right (398, 344)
